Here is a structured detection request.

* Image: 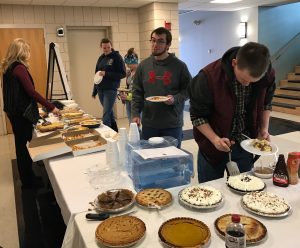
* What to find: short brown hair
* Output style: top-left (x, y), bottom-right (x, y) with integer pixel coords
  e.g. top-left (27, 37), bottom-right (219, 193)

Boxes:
top-left (150, 27), bottom-right (172, 45)
top-left (236, 42), bottom-right (270, 78)
top-left (100, 38), bottom-right (112, 46)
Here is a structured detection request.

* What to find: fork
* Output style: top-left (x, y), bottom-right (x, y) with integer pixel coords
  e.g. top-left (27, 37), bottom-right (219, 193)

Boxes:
top-left (226, 150), bottom-right (240, 176)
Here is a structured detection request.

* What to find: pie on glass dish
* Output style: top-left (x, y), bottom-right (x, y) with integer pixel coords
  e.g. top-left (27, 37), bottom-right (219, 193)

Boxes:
top-left (214, 214), bottom-right (267, 245)
top-left (95, 189), bottom-right (135, 212)
top-left (179, 185), bottom-right (223, 209)
top-left (95, 216), bottom-right (146, 247)
top-left (241, 191), bottom-right (291, 217)
top-left (135, 188), bottom-right (172, 209)
top-left (159, 217), bottom-right (211, 248)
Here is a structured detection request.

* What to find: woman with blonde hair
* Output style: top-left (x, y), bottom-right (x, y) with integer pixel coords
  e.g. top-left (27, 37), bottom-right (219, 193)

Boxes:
top-left (1, 38), bottom-right (59, 188)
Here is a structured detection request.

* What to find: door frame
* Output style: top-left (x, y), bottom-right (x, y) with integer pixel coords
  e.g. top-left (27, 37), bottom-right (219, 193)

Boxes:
top-left (0, 24), bottom-right (47, 135)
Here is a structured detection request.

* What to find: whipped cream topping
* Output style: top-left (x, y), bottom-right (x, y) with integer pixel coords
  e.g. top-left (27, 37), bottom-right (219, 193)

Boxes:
top-left (242, 191), bottom-right (290, 214)
top-left (180, 185), bottom-right (222, 206)
top-left (227, 175), bottom-right (265, 191)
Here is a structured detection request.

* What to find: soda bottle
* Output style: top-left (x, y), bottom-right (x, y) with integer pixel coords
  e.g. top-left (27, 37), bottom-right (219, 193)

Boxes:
top-left (273, 154), bottom-right (289, 187)
top-left (287, 152), bottom-right (300, 185)
top-left (225, 214), bottom-right (246, 248)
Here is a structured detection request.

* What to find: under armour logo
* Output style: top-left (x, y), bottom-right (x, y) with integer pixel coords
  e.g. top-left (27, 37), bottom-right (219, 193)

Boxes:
top-left (147, 71), bottom-right (172, 85)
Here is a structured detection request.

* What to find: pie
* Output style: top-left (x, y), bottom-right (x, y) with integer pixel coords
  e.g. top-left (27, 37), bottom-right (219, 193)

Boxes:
top-left (135, 188), bottom-right (172, 208)
top-left (71, 140), bottom-right (105, 151)
top-left (36, 122), bottom-right (64, 132)
top-left (62, 111), bottom-right (84, 119)
top-left (97, 189), bottom-right (134, 210)
top-left (214, 214), bottom-right (267, 244)
top-left (95, 216), bottom-right (146, 247)
top-left (227, 175), bottom-right (265, 192)
top-left (67, 116), bottom-right (92, 125)
top-left (179, 185), bottom-right (222, 207)
top-left (159, 217), bottom-right (211, 247)
top-left (242, 191), bottom-right (290, 215)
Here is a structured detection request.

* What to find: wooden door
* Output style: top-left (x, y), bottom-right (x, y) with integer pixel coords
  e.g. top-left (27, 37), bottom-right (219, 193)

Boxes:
top-left (0, 28), bottom-right (47, 134)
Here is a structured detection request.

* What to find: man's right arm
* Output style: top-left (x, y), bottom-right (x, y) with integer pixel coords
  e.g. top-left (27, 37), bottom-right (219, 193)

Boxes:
top-left (188, 72), bottom-right (231, 152)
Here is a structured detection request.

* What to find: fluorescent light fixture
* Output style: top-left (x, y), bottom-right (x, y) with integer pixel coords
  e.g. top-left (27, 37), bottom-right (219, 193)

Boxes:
top-left (238, 22), bottom-right (247, 38)
top-left (210, 0), bottom-right (242, 3)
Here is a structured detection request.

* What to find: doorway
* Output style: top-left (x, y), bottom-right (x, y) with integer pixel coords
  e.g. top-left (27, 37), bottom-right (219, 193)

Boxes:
top-left (67, 28), bottom-right (107, 118)
top-left (0, 28), bottom-right (47, 134)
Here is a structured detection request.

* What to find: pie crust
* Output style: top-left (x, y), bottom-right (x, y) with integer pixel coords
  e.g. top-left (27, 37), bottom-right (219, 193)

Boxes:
top-left (159, 217), bottom-right (211, 247)
top-left (95, 216), bottom-right (146, 247)
top-left (36, 122), bottom-right (64, 132)
top-left (135, 188), bottom-right (172, 208)
top-left (214, 214), bottom-right (267, 244)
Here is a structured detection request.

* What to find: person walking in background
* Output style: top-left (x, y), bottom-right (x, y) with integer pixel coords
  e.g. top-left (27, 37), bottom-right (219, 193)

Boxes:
top-left (92, 38), bottom-right (126, 132)
top-left (120, 48), bottom-right (139, 124)
top-left (1, 38), bottom-right (60, 189)
top-left (188, 42), bottom-right (276, 183)
top-left (131, 27), bottom-right (192, 148)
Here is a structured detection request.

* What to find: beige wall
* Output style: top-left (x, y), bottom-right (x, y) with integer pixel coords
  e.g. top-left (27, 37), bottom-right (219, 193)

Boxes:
top-left (0, 3), bottom-right (179, 134)
top-left (138, 2), bottom-right (179, 60)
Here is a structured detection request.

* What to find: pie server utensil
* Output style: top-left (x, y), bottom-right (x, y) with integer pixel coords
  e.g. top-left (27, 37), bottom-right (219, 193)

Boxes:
top-left (85, 210), bottom-right (137, 221)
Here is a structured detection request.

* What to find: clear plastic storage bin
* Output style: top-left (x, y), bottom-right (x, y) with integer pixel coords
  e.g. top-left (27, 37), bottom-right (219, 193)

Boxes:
top-left (125, 137), bottom-right (193, 191)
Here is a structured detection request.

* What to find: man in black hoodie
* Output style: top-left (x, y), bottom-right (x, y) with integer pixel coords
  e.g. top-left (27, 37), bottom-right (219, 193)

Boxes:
top-left (92, 38), bottom-right (126, 132)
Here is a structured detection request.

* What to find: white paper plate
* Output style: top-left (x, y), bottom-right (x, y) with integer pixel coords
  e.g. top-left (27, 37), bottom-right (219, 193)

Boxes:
top-left (94, 71), bottom-right (103, 85)
top-left (240, 139), bottom-right (278, 156)
top-left (146, 96), bottom-right (170, 102)
top-left (148, 137), bottom-right (164, 145)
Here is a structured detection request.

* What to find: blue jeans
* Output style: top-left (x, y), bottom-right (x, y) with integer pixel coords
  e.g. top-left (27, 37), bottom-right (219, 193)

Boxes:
top-left (97, 89), bottom-right (117, 127)
top-left (197, 143), bottom-right (254, 183)
top-left (125, 101), bottom-right (131, 123)
top-left (142, 126), bottom-right (183, 148)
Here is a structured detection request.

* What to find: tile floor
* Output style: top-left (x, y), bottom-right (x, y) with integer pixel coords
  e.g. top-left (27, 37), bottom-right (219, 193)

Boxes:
top-left (0, 111), bottom-right (299, 248)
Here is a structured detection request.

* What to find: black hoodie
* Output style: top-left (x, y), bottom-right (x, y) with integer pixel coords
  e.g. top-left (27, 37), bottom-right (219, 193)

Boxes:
top-left (92, 50), bottom-right (126, 95)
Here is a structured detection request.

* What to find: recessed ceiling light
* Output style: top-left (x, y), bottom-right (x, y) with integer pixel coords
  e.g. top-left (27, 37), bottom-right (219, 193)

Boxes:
top-left (210, 0), bottom-right (243, 3)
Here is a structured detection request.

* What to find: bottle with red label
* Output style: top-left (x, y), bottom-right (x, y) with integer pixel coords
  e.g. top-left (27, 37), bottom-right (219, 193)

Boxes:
top-left (273, 154), bottom-right (289, 187)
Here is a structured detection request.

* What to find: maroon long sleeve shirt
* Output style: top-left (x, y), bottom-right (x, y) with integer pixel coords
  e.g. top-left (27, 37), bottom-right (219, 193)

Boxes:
top-left (13, 64), bottom-right (55, 112)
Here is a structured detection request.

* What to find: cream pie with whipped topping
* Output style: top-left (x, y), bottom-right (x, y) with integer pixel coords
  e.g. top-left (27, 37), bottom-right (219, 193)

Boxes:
top-left (180, 185), bottom-right (222, 206)
top-left (242, 191), bottom-right (290, 215)
top-left (227, 175), bottom-right (265, 192)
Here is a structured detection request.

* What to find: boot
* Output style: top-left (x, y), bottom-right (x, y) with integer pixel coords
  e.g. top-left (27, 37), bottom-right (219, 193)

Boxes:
top-left (111, 120), bottom-right (118, 132)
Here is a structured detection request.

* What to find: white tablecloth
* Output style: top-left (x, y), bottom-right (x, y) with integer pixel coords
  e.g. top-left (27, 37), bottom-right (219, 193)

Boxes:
top-left (44, 131), bottom-right (300, 248)
top-left (71, 178), bottom-right (300, 248)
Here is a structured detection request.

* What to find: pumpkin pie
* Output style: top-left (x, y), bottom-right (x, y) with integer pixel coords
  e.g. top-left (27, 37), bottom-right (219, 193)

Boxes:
top-left (95, 216), bottom-right (146, 247)
top-left (135, 188), bottom-right (172, 208)
top-left (215, 214), bottom-right (267, 244)
top-left (159, 217), bottom-right (211, 247)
